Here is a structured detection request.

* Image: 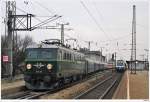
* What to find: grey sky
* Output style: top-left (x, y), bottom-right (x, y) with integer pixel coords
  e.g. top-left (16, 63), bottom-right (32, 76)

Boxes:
top-left (0, 0), bottom-right (149, 60)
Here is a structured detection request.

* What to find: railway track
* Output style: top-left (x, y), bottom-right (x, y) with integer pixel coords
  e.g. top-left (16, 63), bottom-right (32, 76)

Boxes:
top-left (2, 89), bottom-right (55, 99)
top-left (74, 73), bottom-right (123, 99)
top-left (2, 70), bottom-right (114, 99)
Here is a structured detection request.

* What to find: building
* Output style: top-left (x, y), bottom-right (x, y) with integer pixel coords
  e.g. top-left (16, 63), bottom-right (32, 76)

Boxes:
top-left (79, 48), bottom-right (106, 63)
top-left (126, 60), bottom-right (149, 70)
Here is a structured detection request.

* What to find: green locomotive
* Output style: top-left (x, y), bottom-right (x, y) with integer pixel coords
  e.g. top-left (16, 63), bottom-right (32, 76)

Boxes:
top-left (24, 39), bottom-right (85, 90)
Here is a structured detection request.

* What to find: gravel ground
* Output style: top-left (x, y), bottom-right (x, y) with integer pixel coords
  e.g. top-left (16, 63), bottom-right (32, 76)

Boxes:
top-left (40, 72), bottom-right (114, 99)
top-left (1, 74), bottom-right (23, 84)
top-left (129, 70), bottom-right (149, 99)
top-left (1, 80), bottom-right (24, 90)
top-left (1, 80), bottom-right (25, 96)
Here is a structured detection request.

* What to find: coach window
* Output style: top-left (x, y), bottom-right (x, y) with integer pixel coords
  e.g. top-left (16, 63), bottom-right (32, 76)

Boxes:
top-left (66, 53), bottom-right (67, 60)
top-left (66, 53), bottom-right (68, 60)
top-left (72, 54), bottom-right (73, 61)
top-left (67, 53), bottom-right (69, 60)
top-left (70, 53), bottom-right (71, 61)
top-left (71, 54), bottom-right (73, 61)
top-left (69, 53), bottom-right (71, 60)
top-left (63, 53), bottom-right (65, 59)
top-left (74, 54), bottom-right (76, 61)
top-left (69, 53), bottom-right (70, 60)
top-left (77, 55), bottom-right (79, 60)
top-left (63, 52), bottom-right (66, 60)
top-left (61, 51), bottom-right (63, 60)
top-left (58, 50), bottom-right (61, 60)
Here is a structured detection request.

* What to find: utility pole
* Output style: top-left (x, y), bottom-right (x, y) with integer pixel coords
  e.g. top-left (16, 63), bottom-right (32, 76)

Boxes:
top-left (114, 52), bottom-right (117, 69)
top-left (85, 41), bottom-right (93, 51)
top-left (57, 23), bottom-right (69, 44)
top-left (88, 41), bottom-right (91, 51)
top-left (100, 47), bottom-right (104, 62)
top-left (131, 5), bottom-right (136, 74)
top-left (100, 47), bottom-right (104, 55)
top-left (4, 1), bottom-right (16, 78)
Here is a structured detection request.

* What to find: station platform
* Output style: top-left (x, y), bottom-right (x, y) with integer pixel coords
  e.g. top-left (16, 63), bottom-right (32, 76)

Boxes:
top-left (113, 70), bottom-right (149, 99)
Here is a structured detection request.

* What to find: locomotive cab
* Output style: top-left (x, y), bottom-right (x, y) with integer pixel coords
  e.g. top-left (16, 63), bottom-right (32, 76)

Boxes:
top-left (24, 45), bottom-right (60, 90)
top-left (116, 60), bottom-right (126, 72)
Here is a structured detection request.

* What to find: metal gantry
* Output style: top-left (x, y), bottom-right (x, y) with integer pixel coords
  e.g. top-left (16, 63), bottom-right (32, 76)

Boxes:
top-left (3, 1), bottom-right (62, 79)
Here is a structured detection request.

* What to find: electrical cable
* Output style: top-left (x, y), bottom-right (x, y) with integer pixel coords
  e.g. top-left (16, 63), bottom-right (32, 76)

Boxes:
top-left (31, 16), bottom-right (61, 30)
top-left (32, 0), bottom-right (54, 15)
top-left (80, 0), bottom-right (112, 41)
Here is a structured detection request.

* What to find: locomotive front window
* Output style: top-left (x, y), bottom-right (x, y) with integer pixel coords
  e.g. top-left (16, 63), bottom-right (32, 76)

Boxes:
top-left (26, 48), bottom-right (56, 59)
top-left (117, 61), bottom-right (124, 66)
top-left (27, 50), bottom-right (38, 59)
top-left (39, 50), bottom-right (53, 59)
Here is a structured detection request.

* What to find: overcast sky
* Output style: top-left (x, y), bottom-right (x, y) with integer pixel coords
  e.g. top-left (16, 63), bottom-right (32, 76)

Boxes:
top-left (0, 0), bottom-right (149, 60)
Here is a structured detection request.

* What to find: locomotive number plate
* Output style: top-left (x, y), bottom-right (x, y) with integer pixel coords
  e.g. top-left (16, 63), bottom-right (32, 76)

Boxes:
top-left (36, 70), bottom-right (42, 73)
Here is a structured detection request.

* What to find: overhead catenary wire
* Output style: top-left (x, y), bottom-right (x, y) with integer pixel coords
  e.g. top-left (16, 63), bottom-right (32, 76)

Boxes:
top-left (31, 15), bottom-right (62, 30)
top-left (90, 0), bottom-right (115, 40)
top-left (65, 29), bottom-right (131, 51)
top-left (32, 0), bottom-right (54, 15)
top-left (30, 0), bottom-right (125, 50)
top-left (91, 0), bottom-right (104, 21)
top-left (13, 2), bottom-right (42, 24)
top-left (80, 0), bottom-right (112, 41)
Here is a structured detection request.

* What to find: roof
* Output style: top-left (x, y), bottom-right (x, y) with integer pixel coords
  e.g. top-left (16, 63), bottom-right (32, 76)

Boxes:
top-left (126, 60), bottom-right (148, 63)
top-left (26, 44), bottom-right (84, 55)
top-left (27, 44), bottom-right (59, 49)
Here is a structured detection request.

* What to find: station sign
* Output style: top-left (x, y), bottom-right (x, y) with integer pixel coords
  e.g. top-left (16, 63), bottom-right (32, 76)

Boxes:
top-left (3, 56), bottom-right (8, 62)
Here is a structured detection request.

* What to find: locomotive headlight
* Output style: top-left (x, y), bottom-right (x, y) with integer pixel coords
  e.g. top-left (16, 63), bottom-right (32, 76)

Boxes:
top-left (47, 64), bottom-right (52, 70)
top-left (26, 64), bottom-right (32, 69)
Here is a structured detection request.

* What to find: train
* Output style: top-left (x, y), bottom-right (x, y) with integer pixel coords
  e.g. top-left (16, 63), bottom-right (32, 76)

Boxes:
top-left (24, 39), bottom-right (107, 90)
top-left (116, 60), bottom-right (126, 72)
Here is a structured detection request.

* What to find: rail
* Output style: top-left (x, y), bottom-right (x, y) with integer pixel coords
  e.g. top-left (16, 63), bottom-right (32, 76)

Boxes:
top-left (74, 73), bottom-right (122, 99)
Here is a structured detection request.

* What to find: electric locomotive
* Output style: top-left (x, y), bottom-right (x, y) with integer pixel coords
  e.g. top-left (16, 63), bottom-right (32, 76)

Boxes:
top-left (24, 39), bottom-right (85, 90)
top-left (116, 60), bottom-right (126, 72)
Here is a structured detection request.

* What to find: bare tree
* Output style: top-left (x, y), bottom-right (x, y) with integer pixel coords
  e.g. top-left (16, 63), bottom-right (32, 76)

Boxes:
top-left (1, 35), bottom-right (35, 77)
